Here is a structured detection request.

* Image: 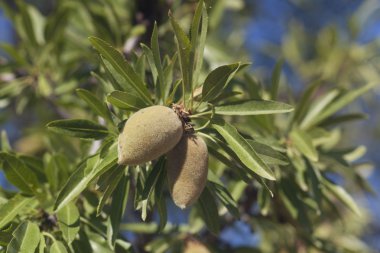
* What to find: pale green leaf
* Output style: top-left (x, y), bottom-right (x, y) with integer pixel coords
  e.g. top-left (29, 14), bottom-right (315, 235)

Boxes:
top-left (215, 100), bottom-right (293, 116)
top-left (290, 129), bottom-right (319, 162)
top-left (107, 91), bottom-right (146, 111)
top-left (0, 195), bottom-right (36, 229)
top-left (56, 202), bottom-right (80, 244)
top-left (7, 222), bottom-right (40, 253)
top-left (49, 241), bottom-right (68, 253)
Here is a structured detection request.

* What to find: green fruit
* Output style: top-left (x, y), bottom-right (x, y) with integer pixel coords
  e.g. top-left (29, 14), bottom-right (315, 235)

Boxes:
top-left (118, 105), bottom-right (183, 165)
top-left (167, 134), bottom-right (208, 209)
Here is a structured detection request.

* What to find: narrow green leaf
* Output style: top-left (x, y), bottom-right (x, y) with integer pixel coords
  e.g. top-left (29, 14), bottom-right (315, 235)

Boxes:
top-left (207, 181), bottom-right (239, 218)
top-left (154, 167), bottom-right (167, 233)
top-left (290, 129), bottom-right (319, 162)
top-left (7, 222), bottom-right (40, 253)
top-left (304, 83), bottom-right (375, 128)
top-left (0, 153), bottom-right (40, 194)
top-left (140, 44), bottom-right (158, 87)
top-left (151, 22), bottom-right (165, 100)
top-left (56, 202), bottom-right (80, 244)
top-left (258, 185), bottom-right (271, 216)
top-left (197, 186), bottom-right (220, 234)
top-left (107, 91), bottom-right (146, 111)
top-left (96, 166), bottom-right (124, 216)
top-left (54, 144), bottom-right (118, 211)
top-left (0, 195), bottom-right (35, 229)
top-left (107, 172), bottom-right (130, 247)
top-left (300, 89), bottom-right (340, 129)
top-left (247, 140), bottom-right (289, 166)
top-left (270, 59), bottom-right (284, 100)
top-left (215, 100), bottom-right (293, 116)
top-left (141, 157), bottom-right (165, 221)
top-left (292, 80), bottom-right (323, 124)
top-left (88, 37), bottom-right (152, 105)
top-left (319, 113), bottom-right (368, 127)
top-left (202, 63), bottom-right (249, 102)
top-left (47, 119), bottom-right (109, 139)
top-left (76, 89), bottom-right (113, 123)
top-left (49, 241), bottom-right (68, 253)
top-left (211, 119), bottom-right (276, 180)
top-left (169, 11), bottom-right (192, 96)
top-left (322, 178), bottom-right (361, 216)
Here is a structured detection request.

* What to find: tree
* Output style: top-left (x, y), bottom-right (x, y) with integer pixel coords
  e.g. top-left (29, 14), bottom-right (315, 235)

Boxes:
top-left (0, 0), bottom-right (376, 252)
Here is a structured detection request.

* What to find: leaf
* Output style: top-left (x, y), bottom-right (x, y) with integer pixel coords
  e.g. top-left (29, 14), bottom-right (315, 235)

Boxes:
top-left (215, 100), bottom-right (293, 116)
top-left (107, 91), bottom-right (146, 111)
top-left (270, 59), bottom-right (284, 100)
top-left (191, 0), bottom-right (208, 87)
top-left (319, 113), bottom-right (368, 127)
top-left (54, 144), bottom-right (118, 211)
top-left (38, 234), bottom-right (45, 253)
top-left (140, 44), bottom-right (158, 87)
top-left (88, 37), bottom-right (152, 105)
top-left (47, 119), bottom-right (109, 139)
top-left (151, 22), bottom-right (165, 100)
top-left (197, 186), bottom-right (220, 234)
top-left (322, 178), bottom-right (361, 216)
top-left (169, 11), bottom-right (192, 94)
top-left (0, 195), bottom-right (36, 229)
top-left (7, 222), bottom-right (40, 253)
top-left (207, 181), bottom-right (239, 218)
top-left (211, 119), bottom-right (276, 180)
top-left (49, 241), bottom-right (68, 253)
top-left (0, 153), bottom-right (40, 194)
top-left (202, 63), bottom-right (248, 102)
top-left (76, 89), bottom-right (113, 123)
top-left (45, 154), bottom-right (69, 194)
top-left (107, 172), bottom-right (130, 247)
top-left (96, 166), bottom-right (124, 216)
top-left (141, 157), bottom-right (165, 221)
top-left (258, 185), bottom-right (271, 216)
top-left (247, 140), bottom-right (289, 166)
top-left (56, 202), bottom-right (80, 244)
top-left (290, 129), bottom-right (319, 162)
top-left (299, 89), bottom-right (340, 129)
top-left (154, 167), bottom-right (167, 233)
top-left (303, 82), bottom-right (375, 128)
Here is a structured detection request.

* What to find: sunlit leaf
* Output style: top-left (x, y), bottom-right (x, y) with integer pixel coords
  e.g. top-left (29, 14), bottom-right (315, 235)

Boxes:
top-left (7, 222), bottom-right (40, 253)
top-left (0, 195), bottom-right (36, 229)
top-left (107, 90), bottom-right (146, 111)
top-left (290, 128), bottom-right (319, 162)
top-left (76, 89), bottom-right (113, 123)
top-left (215, 100), bottom-right (293, 116)
top-left (57, 202), bottom-right (80, 244)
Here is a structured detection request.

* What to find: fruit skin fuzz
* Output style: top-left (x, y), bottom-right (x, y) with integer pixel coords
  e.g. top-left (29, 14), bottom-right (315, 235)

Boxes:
top-left (167, 134), bottom-right (208, 209)
top-left (118, 105), bottom-right (183, 165)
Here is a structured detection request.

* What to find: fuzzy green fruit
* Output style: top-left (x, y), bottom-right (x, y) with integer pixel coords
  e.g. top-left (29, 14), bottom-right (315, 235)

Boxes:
top-left (118, 105), bottom-right (183, 165)
top-left (167, 134), bottom-right (208, 209)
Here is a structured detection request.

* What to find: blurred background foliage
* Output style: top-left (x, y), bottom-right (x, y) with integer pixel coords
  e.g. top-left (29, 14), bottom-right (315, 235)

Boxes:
top-left (0, 0), bottom-right (379, 252)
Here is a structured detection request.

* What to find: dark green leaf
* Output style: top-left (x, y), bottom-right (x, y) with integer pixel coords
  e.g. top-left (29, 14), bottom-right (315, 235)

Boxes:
top-left (107, 91), bottom-right (146, 111)
top-left (47, 119), bottom-right (109, 139)
top-left (211, 119), bottom-right (275, 180)
top-left (247, 140), bottom-right (289, 166)
top-left (169, 11), bottom-right (192, 94)
top-left (197, 186), bottom-right (220, 234)
top-left (107, 171), bottom-right (130, 247)
top-left (151, 23), bottom-right (165, 100)
top-left (202, 63), bottom-right (249, 102)
top-left (56, 202), bottom-right (80, 244)
top-left (207, 181), bottom-right (239, 218)
top-left (215, 100), bottom-right (293, 116)
top-left (7, 222), bottom-right (40, 253)
top-left (154, 167), bottom-right (167, 233)
top-left (76, 89), bottom-right (113, 123)
top-left (89, 37), bottom-right (152, 105)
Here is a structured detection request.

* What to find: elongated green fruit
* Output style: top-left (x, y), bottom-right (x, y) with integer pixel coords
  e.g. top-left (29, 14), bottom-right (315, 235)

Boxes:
top-left (167, 134), bottom-right (208, 209)
top-left (118, 105), bottom-right (183, 165)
